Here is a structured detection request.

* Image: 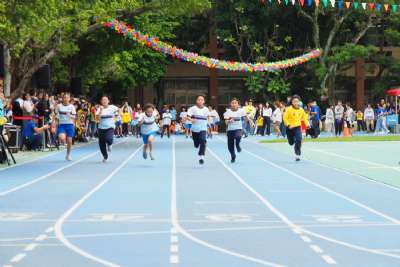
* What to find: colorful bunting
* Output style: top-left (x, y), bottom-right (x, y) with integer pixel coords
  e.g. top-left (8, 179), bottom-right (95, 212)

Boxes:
top-left (259, 0), bottom-right (400, 12)
top-left (104, 20), bottom-right (322, 73)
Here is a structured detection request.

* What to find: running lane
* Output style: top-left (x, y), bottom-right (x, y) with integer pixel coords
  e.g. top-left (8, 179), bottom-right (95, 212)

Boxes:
top-left (210, 136), bottom-right (400, 267)
top-left (173, 137), bottom-right (324, 267)
top-left (0, 139), bottom-right (140, 266)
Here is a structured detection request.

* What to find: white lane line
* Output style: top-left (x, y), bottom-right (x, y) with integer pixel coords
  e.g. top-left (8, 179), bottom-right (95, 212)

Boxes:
top-left (35, 234), bottom-right (47, 241)
top-left (321, 255), bottom-right (337, 265)
top-left (217, 144), bottom-right (400, 259)
top-left (23, 243), bottom-right (38, 251)
top-left (54, 145), bottom-right (142, 267)
top-left (3, 265), bottom-right (13, 267)
top-left (310, 245), bottom-right (323, 254)
top-left (169, 255), bottom-right (179, 264)
top-left (170, 245), bottom-right (179, 253)
top-left (300, 235), bottom-right (312, 243)
top-left (243, 149), bottom-right (400, 225)
top-left (0, 142), bottom-right (93, 172)
top-left (0, 151), bottom-right (99, 196)
top-left (170, 138), bottom-right (285, 267)
top-left (249, 139), bottom-right (400, 193)
top-left (310, 148), bottom-right (400, 171)
top-left (170, 235), bottom-right (179, 243)
top-left (292, 228), bottom-right (302, 234)
top-left (10, 253), bottom-right (26, 263)
top-left (171, 227), bottom-right (178, 234)
top-left (45, 227), bottom-right (54, 233)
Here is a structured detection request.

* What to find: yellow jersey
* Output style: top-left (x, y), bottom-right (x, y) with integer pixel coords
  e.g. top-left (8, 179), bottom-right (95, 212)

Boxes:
top-left (122, 112), bottom-right (131, 123)
top-left (283, 106), bottom-right (309, 128)
top-left (356, 112), bottom-right (363, 121)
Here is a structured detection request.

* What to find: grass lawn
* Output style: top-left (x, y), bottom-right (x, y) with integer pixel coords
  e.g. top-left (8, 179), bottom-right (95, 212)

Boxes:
top-left (260, 135), bottom-right (400, 143)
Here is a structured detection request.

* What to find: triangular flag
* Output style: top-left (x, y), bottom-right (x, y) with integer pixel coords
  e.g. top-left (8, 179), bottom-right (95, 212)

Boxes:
top-left (300, 0), bottom-right (305, 6)
top-left (384, 4), bottom-right (389, 11)
top-left (345, 1), bottom-right (351, 8)
top-left (307, 0), bottom-right (313, 6)
top-left (338, 0), bottom-right (344, 9)
top-left (277, 0), bottom-right (282, 4)
top-left (361, 2), bottom-right (367, 9)
top-left (330, 0), bottom-right (335, 7)
top-left (393, 4), bottom-right (398, 12)
top-left (322, 0), bottom-right (328, 7)
top-left (353, 1), bottom-right (359, 9)
top-left (292, 0), bottom-right (296, 5)
top-left (269, 0), bottom-right (272, 3)
top-left (284, 0), bottom-right (289, 5)
top-left (368, 3), bottom-right (375, 10)
top-left (376, 3), bottom-right (381, 11)
top-left (315, 0), bottom-right (320, 6)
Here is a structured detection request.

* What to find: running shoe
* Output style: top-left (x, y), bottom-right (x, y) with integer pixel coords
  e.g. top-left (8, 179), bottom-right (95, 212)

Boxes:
top-left (143, 151), bottom-right (148, 160)
top-left (231, 155), bottom-right (236, 163)
top-left (107, 144), bottom-right (112, 153)
top-left (150, 153), bottom-right (155, 160)
top-left (66, 154), bottom-right (72, 161)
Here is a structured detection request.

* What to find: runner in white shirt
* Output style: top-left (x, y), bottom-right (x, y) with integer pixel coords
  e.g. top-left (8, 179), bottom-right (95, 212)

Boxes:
top-left (187, 95), bottom-right (211, 165)
top-left (54, 93), bottom-right (76, 161)
top-left (161, 109), bottom-right (172, 138)
top-left (224, 98), bottom-right (254, 163)
top-left (138, 104), bottom-right (160, 160)
top-left (96, 96), bottom-right (120, 162)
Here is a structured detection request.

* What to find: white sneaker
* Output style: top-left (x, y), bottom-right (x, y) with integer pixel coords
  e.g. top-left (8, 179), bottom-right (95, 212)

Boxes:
top-left (102, 158), bottom-right (107, 163)
top-left (150, 153), bottom-right (155, 160)
top-left (66, 154), bottom-right (72, 161)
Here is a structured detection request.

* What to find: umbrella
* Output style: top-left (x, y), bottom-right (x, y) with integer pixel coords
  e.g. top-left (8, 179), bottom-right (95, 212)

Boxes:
top-left (385, 88), bottom-right (400, 115)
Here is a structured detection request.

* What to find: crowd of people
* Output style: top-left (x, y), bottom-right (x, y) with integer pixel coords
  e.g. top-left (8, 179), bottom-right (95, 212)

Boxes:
top-left (0, 86), bottom-right (399, 164)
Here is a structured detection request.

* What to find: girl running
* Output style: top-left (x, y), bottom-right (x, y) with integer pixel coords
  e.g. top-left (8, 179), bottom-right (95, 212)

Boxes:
top-left (54, 93), bottom-right (76, 161)
top-left (187, 96), bottom-right (211, 165)
top-left (224, 98), bottom-right (253, 163)
top-left (161, 108), bottom-right (172, 138)
top-left (283, 95), bottom-right (309, 162)
top-left (96, 96), bottom-right (120, 163)
top-left (138, 104), bottom-right (159, 160)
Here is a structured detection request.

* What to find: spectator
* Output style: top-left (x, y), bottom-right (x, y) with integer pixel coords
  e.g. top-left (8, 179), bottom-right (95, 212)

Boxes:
top-left (364, 104), bottom-right (375, 132)
top-left (375, 101), bottom-right (390, 134)
top-left (356, 110), bottom-right (365, 132)
top-left (310, 100), bottom-right (321, 138)
top-left (22, 115), bottom-right (49, 150)
top-left (325, 105), bottom-right (335, 136)
top-left (262, 102), bottom-right (272, 136)
top-left (279, 102), bottom-right (287, 138)
top-left (345, 103), bottom-right (354, 135)
top-left (244, 100), bottom-right (256, 137)
top-left (334, 101), bottom-right (345, 136)
top-left (272, 101), bottom-right (282, 138)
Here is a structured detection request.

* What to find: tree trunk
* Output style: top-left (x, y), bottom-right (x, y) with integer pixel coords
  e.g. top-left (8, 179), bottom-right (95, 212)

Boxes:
top-left (3, 44), bottom-right (12, 97)
top-left (13, 48), bottom-right (57, 97)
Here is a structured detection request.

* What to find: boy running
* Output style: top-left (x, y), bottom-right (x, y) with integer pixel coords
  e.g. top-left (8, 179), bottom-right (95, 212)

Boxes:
top-left (187, 96), bottom-right (211, 165)
top-left (283, 95), bottom-right (309, 162)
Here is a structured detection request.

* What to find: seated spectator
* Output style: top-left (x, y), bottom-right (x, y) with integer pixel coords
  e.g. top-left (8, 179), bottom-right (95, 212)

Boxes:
top-left (22, 115), bottom-right (49, 151)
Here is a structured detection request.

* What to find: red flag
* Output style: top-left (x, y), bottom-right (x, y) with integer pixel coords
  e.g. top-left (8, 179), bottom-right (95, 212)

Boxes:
top-left (368, 3), bottom-right (375, 10)
top-left (299, 0), bottom-right (305, 6)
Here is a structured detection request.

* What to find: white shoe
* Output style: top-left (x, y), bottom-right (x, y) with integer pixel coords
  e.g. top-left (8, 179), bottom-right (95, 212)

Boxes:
top-left (102, 158), bottom-right (107, 163)
top-left (66, 154), bottom-right (72, 161)
top-left (150, 153), bottom-right (155, 160)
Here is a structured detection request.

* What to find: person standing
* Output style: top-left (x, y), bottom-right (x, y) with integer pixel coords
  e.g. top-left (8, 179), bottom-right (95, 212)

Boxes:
top-left (283, 95), bottom-right (309, 161)
top-left (187, 95), bottom-right (210, 165)
top-left (356, 110), bottom-right (365, 132)
top-left (364, 104), bottom-right (375, 132)
top-left (334, 101), bottom-right (345, 136)
top-left (244, 100), bottom-right (256, 137)
top-left (345, 103), bottom-right (354, 135)
top-left (325, 105), bottom-right (335, 136)
top-left (54, 93), bottom-right (76, 161)
top-left (271, 101), bottom-right (283, 138)
top-left (262, 102), bottom-right (272, 136)
top-left (96, 96), bottom-right (120, 163)
top-left (161, 108), bottom-right (172, 138)
top-left (310, 101), bottom-right (321, 138)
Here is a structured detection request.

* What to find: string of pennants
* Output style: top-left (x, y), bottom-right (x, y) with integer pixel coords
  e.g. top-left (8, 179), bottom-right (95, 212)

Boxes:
top-left (260, 0), bottom-right (399, 12)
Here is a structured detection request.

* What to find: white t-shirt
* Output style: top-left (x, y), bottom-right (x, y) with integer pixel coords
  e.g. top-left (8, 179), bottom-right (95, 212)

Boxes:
top-left (262, 107), bottom-right (272, 117)
top-left (180, 112), bottom-right (191, 125)
top-left (334, 105), bottom-right (344, 120)
top-left (224, 108), bottom-right (246, 131)
top-left (364, 108), bottom-right (375, 120)
top-left (139, 113), bottom-right (159, 135)
top-left (326, 108), bottom-right (334, 122)
top-left (272, 108), bottom-right (282, 123)
top-left (210, 110), bottom-right (220, 123)
top-left (162, 112), bottom-right (172, 126)
top-left (56, 103), bottom-right (76, 125)
top-left (97, 105), bottom-right (119, 129)
top-left (187, 106), bottom-right (210, 132)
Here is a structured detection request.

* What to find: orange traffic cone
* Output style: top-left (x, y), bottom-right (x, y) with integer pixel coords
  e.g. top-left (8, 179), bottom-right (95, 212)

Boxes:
top-left (343, 123), bottom-right (351, 137)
